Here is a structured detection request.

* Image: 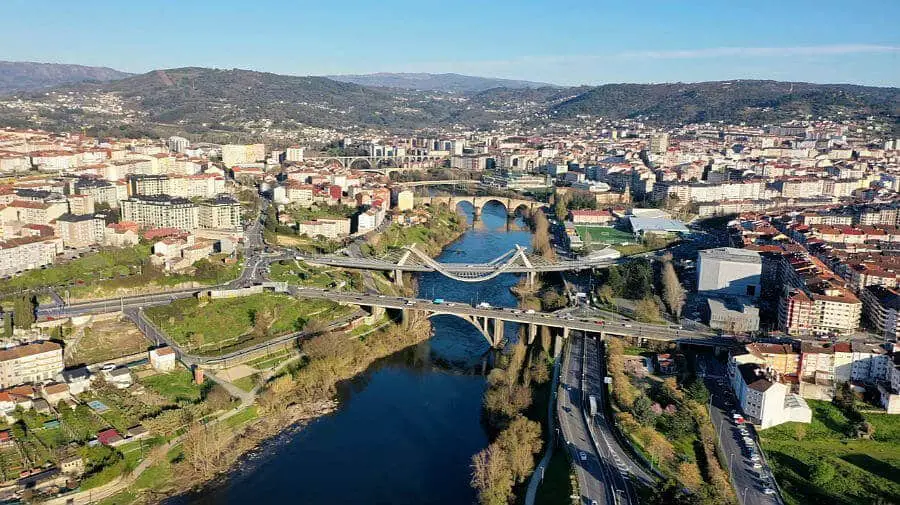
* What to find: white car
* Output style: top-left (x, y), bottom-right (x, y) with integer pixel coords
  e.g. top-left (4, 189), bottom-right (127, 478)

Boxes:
top-left (525, 309), bottom-right (535, 314)
top-left (579, 451), bottom-right (587, 461)
top-left (763, 488), bottom-right (776, 495)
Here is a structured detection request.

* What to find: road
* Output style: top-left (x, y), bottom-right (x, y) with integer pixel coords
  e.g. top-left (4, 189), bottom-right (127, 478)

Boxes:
top-left (699, 355), bottom-right (783, 505)
top-left (558, 335), bottom-right (613, 505)
top-left (583, 336), bottom-right (654, 491)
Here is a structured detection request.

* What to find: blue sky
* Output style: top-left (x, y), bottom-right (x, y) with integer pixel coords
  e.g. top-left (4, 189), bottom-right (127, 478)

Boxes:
top-left (3, 0), bottom-right (899, 86)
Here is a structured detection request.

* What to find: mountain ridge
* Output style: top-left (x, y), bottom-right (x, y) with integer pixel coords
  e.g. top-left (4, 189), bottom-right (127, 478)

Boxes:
top-left (325, 72), bottom-right (558, 93)
top-left (0, 61), bottom-right (131, 94)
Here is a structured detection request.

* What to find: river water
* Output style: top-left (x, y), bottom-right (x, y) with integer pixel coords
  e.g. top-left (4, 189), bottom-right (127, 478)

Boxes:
top-left (182, 202), bottom-right (532, 505)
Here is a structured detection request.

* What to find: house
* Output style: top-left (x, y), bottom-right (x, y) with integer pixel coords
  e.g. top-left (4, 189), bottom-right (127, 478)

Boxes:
top-left (126, 425), bottom-right (149, 441)
top-left (31, 398), bottom-right (50, 414)
top-left (60, 366), bottom-right (93, 395)
top-left (102, 367), bottom-right (133, 389)
top-left (0, 430), bottom-right (13, 447)
top-left (60, 455), bottom-right (84, 476)
top-left (40, 383), bottom-right (70, 406)
top-left (655, 354), bottom-right (677, 375)
top-left (97, 429), bottom-right (124, 446)
top-left (149, 347), bottom-right (176, 372)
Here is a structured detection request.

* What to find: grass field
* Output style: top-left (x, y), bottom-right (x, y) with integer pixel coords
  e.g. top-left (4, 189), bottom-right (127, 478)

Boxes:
top-left (759, 400), bottom-right (900, 505)
top-left (140, 368), bottom-right (204, 403)
top-left (0, 244), bottom-right (241, 301)
top-left (535, 447), bottom-right (576, 505)
top-left (268, 260), bottom-right (363, 290)
top-left (145, 293), bottom-right (353, 355)
top-left (574, 225), bottom-right (635, 245)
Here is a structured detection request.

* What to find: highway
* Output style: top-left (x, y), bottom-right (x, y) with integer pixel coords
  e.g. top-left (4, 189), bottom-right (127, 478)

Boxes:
top-left (584, 336), bottom-right (654, 492)
top-left (558, 335), bottom-right (613, 505)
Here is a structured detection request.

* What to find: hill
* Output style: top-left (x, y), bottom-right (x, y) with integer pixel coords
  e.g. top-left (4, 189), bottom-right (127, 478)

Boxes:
top-left (325, 72), bottom-right (557, 93)
top-left (0, 61), bottom-right (130, 94)
top-left (0, 67), bottom-right (896, 137)
top-left (550, 80), bottom-right (900, 125)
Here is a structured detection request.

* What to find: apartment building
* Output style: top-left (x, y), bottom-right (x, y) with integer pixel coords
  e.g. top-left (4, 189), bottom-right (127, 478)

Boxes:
top-left (74, 178), bottom-right (128, 208)
top-left (862, 285), bottom-right (900, 341)
top-left (728, 357), bottom-right (811, 429)
top-left (129, 174), bottom-right (225, 199)
top-left (121, 195), bottom-right (199, 231)
top-left (296, 218), bottom-right (350, 239)
top-left (55, 213), bottom-right (105, 248)
top-left (198, 196), bottom-right (241, 230)
top-left (222, 143), bottom-right (266, 167)
top-left (1, 200), bottom-right (67, 226)
top-left (0, 342), bottom-right (64, 389)
top-left (67, 193), bottom-right (95, 216)
top-left (0, 235), bottom-right (62, 276)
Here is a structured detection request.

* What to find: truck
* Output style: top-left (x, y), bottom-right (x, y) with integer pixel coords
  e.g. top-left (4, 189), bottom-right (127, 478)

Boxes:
top-left (588, 395), bottom-right (598, 417)
top-left (432, 298), bottom-right (445, 304)
top-left (477, 302), bottom-right (492, 309)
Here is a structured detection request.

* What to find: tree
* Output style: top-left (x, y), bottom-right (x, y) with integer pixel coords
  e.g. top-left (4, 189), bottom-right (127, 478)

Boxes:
top-left (495, 416), bottom-right (543, 484)
top-left (470, 445), bottom-right (513, 505)
top-left (204, 384), bottom-right (235, 411)
top-left (531, 211), bottom-right (556, 261)
top-left (13, 295), bottom-right (36, 329)
top-left (602, 266), bottom-right (625, 297)
top-left (3, 312), bottom-right (11, 337)
top-left (631, 395), bottom-right (656, 425)
top-left (528, 352), bottom-right (550, 384)
top-left (634, 297), bottom-right (661, 323)
top-left (554, 191), bottom-right (571, 222)
top-left (661, 259), bottom-right (686, 317)
top-left (809, 459), bottom-right (835, 486)
top-left (597, 284), bottom-right (615, 305)
top-left (622, 260), bottom-right (653, 300)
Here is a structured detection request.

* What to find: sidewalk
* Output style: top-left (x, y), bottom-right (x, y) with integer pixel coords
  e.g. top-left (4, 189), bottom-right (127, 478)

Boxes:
top-left (524, 354), bottom-right (562, 505)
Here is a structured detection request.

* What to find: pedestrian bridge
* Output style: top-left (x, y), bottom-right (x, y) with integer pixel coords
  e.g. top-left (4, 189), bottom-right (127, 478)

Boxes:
top-left (306, 244), bottom-right (620, 285)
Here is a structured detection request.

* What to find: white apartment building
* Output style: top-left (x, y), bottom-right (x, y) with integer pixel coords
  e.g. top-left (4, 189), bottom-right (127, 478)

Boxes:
top-left (285, 146), bottom-right (305, 162)
top-left (0, 236), bottom-right (62, 276)
top-left (0, 342), bottom-right (64, 389)
top-left (222, 144), bottom-right (266, 167)
top-left (729, 358), bottom-right (811, 429)
top-left (198, 196), bottom-right (241, 230)
top-left (121, 195), bottom-right (199, 231)
top-left (297, 218), bottom-right (350, 239)
top-left (697, 247), bottom-right (762, 298)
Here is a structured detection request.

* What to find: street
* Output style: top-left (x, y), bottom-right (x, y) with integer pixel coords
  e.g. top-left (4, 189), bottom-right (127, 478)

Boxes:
top-left (699, 355), bottom-right (782, 505)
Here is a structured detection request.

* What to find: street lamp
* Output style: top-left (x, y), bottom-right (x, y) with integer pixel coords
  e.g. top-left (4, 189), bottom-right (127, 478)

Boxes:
top-left (742, 486), bottom-right (749, 504)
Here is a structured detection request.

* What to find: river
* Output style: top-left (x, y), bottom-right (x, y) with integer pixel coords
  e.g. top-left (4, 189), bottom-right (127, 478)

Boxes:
top-left (181, 201), bottom-right (532, 505)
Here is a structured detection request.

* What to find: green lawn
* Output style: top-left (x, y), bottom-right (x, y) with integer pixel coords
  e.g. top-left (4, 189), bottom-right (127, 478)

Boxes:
top-left (574, 225), bottom-right (634, 245)
top-left (268, 260), bottom-right (363, 290)
top-left (0, 244), bottom-right (241, 300)
top-left (140, 368), bottom-right (204, 403)
top-left (232, 375), bottom-right (258, 392)
top-left (145, 293), bottom-right (353, 355)
top-left (759, 400), bottom-right (900, 505)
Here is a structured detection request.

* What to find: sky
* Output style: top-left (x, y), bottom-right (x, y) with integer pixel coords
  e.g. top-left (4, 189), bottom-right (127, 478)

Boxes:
top-left (3, 0), bottom-right (899, 87)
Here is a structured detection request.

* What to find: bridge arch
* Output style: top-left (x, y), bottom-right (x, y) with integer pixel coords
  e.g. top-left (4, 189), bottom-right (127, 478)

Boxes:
top-left (322, 157), bottom-right (345, 169)
top-left (424, 311), bottom-right (503, 347)
top-left (349, 158), bottom-right (373, 171)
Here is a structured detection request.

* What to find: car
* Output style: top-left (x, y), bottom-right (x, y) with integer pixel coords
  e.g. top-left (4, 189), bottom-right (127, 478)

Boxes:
top-left (579, 451), bottom-right (587, 461)
top-left (378, 295), bottom-right (386, 298)
top-left (405, 300), bottom-right (416, 306)
top-left (752, 462), bottom-right (763, 470)
top-left (100, 363), bottom-right (117, 372)
top-left (623, 323), bottom-right (633, 328)
top-left (525, 309), bottom-right (535, 314)
top-left (446, 302), bottom-right (456, 307)
top-left (763, 488), bottom-right (776, 495)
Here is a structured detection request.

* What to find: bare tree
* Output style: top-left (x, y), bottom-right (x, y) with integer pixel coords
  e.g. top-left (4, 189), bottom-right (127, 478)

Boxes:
top-left (531, 211), bottom-right (556, 261)
top-left (661, 260), bottom-right (685, 317)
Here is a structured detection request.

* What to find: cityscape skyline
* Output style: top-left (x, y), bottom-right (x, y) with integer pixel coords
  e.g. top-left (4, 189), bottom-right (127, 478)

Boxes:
top-left (3, 0), bottom-right (899, 87)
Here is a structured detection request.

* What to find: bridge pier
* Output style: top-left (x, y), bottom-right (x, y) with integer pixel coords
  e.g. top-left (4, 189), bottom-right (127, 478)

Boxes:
top-left (393, 270), bottom-right (404, 287)
top-left (491, 318), bottom-right (504, 348)
top-left (527, 323), bottom-right (537, 345)
top-left (527, 271), bottom-right (536, 288)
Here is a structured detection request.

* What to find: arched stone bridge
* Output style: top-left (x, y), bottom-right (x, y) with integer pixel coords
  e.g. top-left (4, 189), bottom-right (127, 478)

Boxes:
top-left (302, 155), bottom-right (445, 174)
top-left (416, 195), bottom-right (549, 218)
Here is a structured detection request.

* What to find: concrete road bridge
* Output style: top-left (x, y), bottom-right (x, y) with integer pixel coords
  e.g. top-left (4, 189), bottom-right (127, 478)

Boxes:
top-left (305, 244), bottom-right (620, 286)
top-left (393, 179), bottom-right (482, 188)
top-left (416, 194), bottom-right (549, 218)
top-left (36, 284), bottom-right (732, 353)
